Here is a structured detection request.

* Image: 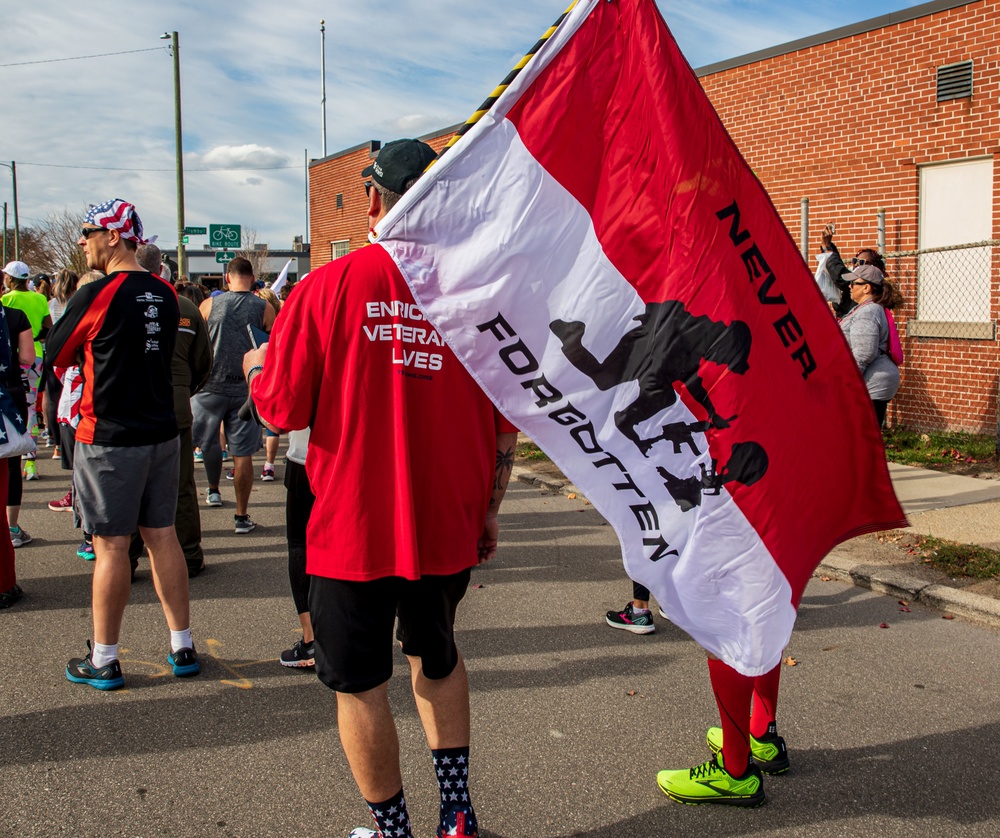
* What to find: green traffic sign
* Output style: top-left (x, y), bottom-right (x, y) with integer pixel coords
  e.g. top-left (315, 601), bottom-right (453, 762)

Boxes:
top-left (209, 224), bottom-right (241, 249)
top-left (184, 226), bottom-right (207, 235)
top-left (215, 251), bottom-right (235, 263)
top-left (181, 235), bottom-right (190, 244)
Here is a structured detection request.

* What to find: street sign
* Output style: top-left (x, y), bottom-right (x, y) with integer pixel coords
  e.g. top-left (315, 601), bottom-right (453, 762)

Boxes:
top-left (184, 226), bottom-right (207, 235)
top-left (181, 235), bottom-right (189, 244)
top-left (209, 224), bottom-right (241, 249)
top-left (216, 251), bottom-right (235, 263)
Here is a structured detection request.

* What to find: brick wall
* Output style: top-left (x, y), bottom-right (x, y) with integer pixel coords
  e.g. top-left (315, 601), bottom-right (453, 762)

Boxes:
top-left (699, 0), bottom-right (1000, 433)
top-left (309, 130), bottom-right (456, 270)
top-left (308, 3), bottom-right (998, 434)
top-left (308, 142), bottom-right (375, 268)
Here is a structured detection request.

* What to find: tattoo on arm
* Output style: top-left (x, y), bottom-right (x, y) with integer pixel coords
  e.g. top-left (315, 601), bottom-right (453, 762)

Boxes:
top-left (494, 447), bottom-right (514, 491)
top-left (489, 441), bottom-right (516, 512)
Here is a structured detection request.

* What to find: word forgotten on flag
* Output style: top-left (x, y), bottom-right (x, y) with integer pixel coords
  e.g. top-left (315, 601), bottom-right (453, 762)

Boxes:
top-left (477, 310), bottom-right (678, 564)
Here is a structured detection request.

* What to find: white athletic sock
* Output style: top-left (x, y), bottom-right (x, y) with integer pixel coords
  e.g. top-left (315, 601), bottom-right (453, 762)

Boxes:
top-left (170, 628), bottom-right (193, 653)
top-left (91, 642), bottom-right (118, 668)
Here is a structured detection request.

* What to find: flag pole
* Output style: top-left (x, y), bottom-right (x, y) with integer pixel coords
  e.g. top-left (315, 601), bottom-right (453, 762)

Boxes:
top-left (433, 1), bottom-right (579, 164)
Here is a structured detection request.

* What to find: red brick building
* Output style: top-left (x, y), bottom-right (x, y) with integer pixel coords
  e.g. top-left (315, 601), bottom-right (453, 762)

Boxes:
top-left (699, 0), bottom-right (999, 434)
top-left (309, 0), bottom-right (999, 434)
top-left (308, 130), bottom-right (457, 265)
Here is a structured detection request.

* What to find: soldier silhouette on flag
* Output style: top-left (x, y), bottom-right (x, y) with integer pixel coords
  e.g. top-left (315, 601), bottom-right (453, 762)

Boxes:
top-left (550, 300), bottom-right (752, 455)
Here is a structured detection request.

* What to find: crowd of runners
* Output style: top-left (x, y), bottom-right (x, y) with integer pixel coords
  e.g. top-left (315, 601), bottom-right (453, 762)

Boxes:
top-left (0, 139), bottom-right (860, 837)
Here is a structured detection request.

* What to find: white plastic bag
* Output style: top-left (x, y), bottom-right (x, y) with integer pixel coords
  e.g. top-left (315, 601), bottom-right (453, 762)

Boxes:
top-left (814, 253), bottom-right (840, 303)
top-left (0, 413), bottom-right (36, 459)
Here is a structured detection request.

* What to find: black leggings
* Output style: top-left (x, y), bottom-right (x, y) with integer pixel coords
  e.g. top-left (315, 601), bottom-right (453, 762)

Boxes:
top-left (873, 399), bottom-right (888, 429)
top-left (284, 459), bottom-right (316, 616)
top-left (632, 581), bottom-right (650, 602)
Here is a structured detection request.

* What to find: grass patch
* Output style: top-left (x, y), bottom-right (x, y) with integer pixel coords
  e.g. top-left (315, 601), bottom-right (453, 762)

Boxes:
top-left (882, 426), bottom-right (998, 469)
top-left (515, 440), bottom-right (550, 462)
top-left (890, 532), bottom-right (1000, 580)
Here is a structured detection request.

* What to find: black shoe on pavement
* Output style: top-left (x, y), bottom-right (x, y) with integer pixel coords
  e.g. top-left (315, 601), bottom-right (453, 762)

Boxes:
top-left (279, 638), bottom-right (316, 668)
top-left (0, 583), bottom-right (23, 608)
top-left (168, 647), bottom-right (200, 677)
top-left (234, 514), bottom-right (256, 534)
top-left (66, 641), bottom-right (124, 691)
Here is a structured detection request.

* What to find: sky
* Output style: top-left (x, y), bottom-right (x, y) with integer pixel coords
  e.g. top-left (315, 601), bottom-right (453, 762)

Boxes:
top-left (0, 0), bottom-right (930, 259)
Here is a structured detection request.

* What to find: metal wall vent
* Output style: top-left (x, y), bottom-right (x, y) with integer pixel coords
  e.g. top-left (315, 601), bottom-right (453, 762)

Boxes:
top-left (336, 193), bottom-right (343, 209)
top-left (937, 60), bottom-right (973, 102)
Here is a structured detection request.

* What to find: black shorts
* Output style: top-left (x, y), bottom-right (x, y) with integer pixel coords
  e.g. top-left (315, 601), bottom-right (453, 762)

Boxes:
top-left (309, 568), bottom-right (472, 694)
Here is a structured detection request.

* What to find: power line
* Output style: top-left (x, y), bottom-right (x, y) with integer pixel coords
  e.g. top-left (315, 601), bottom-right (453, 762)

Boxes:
top-left (0, 47), bottom-right (164, 68)
top-left (18, 161), bottom-right (299, 173)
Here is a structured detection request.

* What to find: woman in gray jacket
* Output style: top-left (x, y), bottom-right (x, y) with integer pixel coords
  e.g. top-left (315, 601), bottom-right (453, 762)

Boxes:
top-left (839, 263), bottom-right (900, 427)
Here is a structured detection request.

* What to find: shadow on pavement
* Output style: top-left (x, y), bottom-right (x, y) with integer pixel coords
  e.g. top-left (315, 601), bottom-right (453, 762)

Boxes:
top-left (547, 721), bottom-right (1000, 836)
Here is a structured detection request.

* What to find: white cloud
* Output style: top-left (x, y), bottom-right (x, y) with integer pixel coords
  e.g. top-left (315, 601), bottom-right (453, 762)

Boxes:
top-left (192, 145), bottom-right (290, 170)
top-left (0, 0), bottom-right (928, 256)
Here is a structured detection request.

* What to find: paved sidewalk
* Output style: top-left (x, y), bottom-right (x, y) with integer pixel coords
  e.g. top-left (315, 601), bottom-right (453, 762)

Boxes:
top-left (888, 462), bottom-right (1000, 548)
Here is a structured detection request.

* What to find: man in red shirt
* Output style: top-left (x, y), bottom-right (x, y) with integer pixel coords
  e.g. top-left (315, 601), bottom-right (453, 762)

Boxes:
top-left (245, 140), bottom-right (517, 838)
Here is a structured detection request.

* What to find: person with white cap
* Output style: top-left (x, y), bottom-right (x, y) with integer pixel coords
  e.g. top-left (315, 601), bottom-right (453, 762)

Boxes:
top-left (2, 260), bottom-right (50, 482)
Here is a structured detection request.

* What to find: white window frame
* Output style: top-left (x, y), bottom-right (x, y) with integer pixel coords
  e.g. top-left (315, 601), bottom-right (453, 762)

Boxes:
top-left (331, 239), bottom-right (350, 261)
top-left (914, 157), bottom-right (993, 334)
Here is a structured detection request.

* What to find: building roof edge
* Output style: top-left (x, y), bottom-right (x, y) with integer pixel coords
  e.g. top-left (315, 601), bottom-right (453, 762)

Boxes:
top-left (695, 0), bottom-right (975, 76)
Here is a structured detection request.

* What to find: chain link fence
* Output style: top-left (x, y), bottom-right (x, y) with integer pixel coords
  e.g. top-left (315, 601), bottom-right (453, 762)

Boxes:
top-left (884, 240), bottom-right (1000, 340)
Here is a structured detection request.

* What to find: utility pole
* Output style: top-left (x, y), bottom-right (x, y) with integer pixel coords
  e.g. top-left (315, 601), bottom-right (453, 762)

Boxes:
top-left (2, 202), bottom-right (7, 265)
top-left (163, 32), bottom-right (186, 278)
top-left (1, 162), bottom-right (19, 261)
top-left (320, 20), bottom-right (328, 157)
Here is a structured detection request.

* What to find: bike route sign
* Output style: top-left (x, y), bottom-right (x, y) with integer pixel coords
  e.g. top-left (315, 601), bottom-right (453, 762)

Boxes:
top-left (209, 224), bottom-right (241, 249)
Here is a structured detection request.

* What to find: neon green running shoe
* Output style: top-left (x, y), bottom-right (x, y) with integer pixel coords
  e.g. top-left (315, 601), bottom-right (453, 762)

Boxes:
top-left (656, 752), bottom-right (765, 807)
top-left (705, 723), bottom-right (790, 775)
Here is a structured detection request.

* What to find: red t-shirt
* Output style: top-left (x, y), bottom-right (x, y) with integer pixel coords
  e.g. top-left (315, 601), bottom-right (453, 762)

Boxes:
top-left (252, 244), bottom-right (516, 581)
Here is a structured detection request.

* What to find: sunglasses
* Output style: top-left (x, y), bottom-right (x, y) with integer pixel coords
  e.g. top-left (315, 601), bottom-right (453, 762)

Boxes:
top-left (364, 180), bottom-right (373, 197)
top-left (80, 226), bottom-right (109, 239)
top-left (851, 256), bottom-right (877, 266)
top-left (848, 279), bottom-right (871, 287)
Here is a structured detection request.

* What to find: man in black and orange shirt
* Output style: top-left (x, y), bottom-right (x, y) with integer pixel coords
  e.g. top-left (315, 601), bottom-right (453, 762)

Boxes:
top-left (47, 198), bottom-right (198, 691)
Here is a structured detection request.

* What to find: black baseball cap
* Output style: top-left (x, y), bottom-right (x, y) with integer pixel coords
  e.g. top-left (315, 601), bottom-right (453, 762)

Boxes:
top-left (362, 139), bottom-right (437, 195)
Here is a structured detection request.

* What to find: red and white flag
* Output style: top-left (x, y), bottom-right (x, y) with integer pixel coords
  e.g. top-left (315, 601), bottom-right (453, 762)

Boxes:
top-left (374, 0), bottom-right (905, 675)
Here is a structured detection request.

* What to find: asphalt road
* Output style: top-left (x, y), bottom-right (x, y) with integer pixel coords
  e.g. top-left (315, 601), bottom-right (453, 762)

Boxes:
top-left (1, 458), bottom-right (999, 837)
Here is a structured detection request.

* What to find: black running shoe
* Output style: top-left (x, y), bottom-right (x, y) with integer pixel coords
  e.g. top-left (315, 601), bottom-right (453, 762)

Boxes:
top-left (168, 647), bottom-right (200, 677)
top-left (66, 641), bottom-right (124, 691)
top-left (234, 514), bottom-right (256, 534)
top-left (0, 584), bottom-right (23, 608)
top-left (279, 638), bottom-right (316, 668)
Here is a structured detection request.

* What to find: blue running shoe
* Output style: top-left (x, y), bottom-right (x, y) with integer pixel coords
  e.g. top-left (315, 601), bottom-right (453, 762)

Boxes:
top-left (168, 647), bottom-right (200, 677)
top-left (66, 641), bottom-right (124, 691)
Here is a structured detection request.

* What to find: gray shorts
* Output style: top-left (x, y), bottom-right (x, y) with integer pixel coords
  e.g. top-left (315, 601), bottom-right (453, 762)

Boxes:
top-left (191, 391), bottom-right (261, 458)
top-left (74, 438), bottom-right (180, 536)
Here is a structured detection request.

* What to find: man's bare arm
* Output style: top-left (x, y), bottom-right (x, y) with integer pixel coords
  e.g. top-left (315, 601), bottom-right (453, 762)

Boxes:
top-left (478, 431), bottom-right (518, 563)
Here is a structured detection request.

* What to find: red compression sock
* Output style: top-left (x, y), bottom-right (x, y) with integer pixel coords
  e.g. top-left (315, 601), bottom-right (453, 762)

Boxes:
top-left (707, 657), bottom-right (754, 776)
top-left (750, 662), bottom-right (782, 739)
